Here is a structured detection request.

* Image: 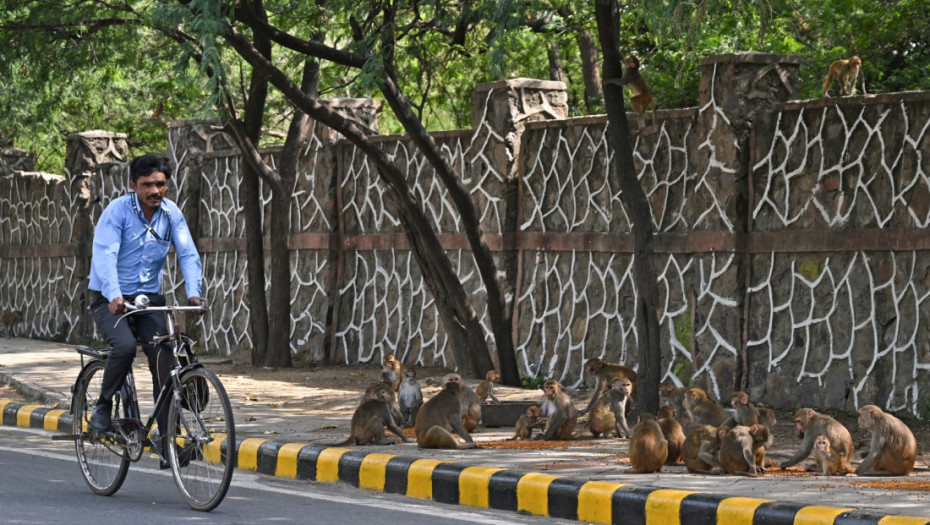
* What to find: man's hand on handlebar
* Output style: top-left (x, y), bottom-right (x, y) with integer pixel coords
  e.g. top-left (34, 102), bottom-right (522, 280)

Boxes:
top-left (108, 296), bottom-right (127, 315)
top-left (189, 296), bottom-right (209, 315)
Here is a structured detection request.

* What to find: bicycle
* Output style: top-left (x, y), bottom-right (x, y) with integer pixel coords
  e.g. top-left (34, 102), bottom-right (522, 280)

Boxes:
top-left (54, 295), bottom-right (235, 511)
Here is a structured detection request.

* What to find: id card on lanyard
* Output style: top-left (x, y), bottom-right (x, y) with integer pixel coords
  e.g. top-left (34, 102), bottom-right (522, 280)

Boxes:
top-left (132, 194), bottom-right (172, 282)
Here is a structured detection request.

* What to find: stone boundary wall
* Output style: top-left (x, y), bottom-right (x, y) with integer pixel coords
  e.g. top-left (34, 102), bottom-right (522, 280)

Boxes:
top-left (2, 54), bottom-right (929, 415)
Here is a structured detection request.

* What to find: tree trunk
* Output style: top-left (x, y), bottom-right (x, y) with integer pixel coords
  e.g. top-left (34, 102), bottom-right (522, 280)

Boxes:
top-left (264, 60), bottom-right (319, 368)
top-left (578, 29), bottom-right (603, 113)
top-left (241, 2), bottom-right (271, 366)
top-left (547, 42), bottom-right (564, 82)
top-left (378, 52), bottom-right (513, 383)
top-left (594, 0), bottom-right (662, 416)
top-left (223, 27), bottom-right (495, 378)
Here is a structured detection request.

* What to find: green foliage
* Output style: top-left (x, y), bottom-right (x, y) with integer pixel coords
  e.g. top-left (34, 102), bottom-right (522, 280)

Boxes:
top-left (2, 0), bottom-right (929, 171)
top-left (521, 376), bottom-right (548, 390)
top-left (672, 358), bottom-right (693, 386)
top-left (673, 310), bottom-right (693, 354)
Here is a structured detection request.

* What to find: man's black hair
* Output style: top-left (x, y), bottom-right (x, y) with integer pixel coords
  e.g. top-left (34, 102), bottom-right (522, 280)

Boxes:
top-left (129, 155), bottom-right (173, 182)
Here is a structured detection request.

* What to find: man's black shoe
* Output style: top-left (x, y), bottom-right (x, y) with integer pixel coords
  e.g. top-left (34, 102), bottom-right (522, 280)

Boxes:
top-left (89, 402), bottom-right (112, 431)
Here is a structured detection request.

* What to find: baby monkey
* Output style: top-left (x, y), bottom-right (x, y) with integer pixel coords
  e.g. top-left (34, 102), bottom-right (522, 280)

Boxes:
top-left (509, 406), bottom-right (543, 440)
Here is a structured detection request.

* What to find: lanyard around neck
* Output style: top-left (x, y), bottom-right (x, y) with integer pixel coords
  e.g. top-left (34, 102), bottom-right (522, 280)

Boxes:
top-left (131, 193), bottom-right (171, 242)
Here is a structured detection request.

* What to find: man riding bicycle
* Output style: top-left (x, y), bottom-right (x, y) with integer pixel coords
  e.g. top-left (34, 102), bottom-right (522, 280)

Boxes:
top-left (87, 154), bottom-right (207, 465)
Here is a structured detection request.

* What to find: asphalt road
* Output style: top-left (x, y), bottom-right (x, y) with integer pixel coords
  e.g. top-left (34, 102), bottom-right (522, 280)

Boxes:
top-left (0, 425), bottom-right (576, 524)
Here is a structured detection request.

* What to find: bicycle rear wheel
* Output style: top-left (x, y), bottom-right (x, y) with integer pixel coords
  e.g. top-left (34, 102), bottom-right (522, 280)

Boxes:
top-left (72, 359), bottom-right (130, 496)
top-left (167, 367), bottom-right (235, 511)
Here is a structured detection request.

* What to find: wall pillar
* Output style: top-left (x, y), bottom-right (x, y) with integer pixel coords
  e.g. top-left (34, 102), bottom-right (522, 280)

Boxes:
top-left (65, 130), bottom-right (130, 340)
top-left (694, 53), bottom-right (800, 392)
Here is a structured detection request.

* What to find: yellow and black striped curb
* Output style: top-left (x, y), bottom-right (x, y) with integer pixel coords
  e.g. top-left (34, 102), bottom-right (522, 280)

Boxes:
top-left (3, 399), bottom-right (928, 525)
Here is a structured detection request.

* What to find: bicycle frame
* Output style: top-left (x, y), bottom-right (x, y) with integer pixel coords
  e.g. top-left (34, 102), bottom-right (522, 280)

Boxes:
top-left (66, 300), bottom-right (207, 462)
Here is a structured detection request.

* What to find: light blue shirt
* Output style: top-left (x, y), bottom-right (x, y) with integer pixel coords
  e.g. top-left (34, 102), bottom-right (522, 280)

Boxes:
top-left (89, 193), bottom-right (203, 301)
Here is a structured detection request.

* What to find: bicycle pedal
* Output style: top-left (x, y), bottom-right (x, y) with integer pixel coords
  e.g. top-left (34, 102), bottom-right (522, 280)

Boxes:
top-left (51, 434), bottom-right (81, 441)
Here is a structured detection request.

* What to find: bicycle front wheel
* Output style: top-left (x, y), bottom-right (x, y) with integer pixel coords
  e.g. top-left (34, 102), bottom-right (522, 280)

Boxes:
top-left (72, 359), bottom-right (130, 496)
top-left (167, 366), bottom-right (236, 511)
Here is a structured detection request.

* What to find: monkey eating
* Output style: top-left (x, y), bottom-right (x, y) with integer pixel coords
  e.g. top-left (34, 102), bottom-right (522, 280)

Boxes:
top-left (822, 56), bottom-right (862, 97)
top-left (658, 405), bottom-right (685, 465)
top-left (475, 370), bottom-right (502, 405)
top-left (397, 367), bottom-right (423, 427)
top-left (414, 377), bottom-right (478, 449)
top-left (627, 413), bottom-right (668, 473)
top-left (336, 383), bottom-right (409, 446)
top-left (718, 424), bottom-right (770, 477)
top-left (813, 434), bottom-right (847, 476)
top-left (855, 405), bottom-right (917, 476)
top-left (780, 408), bottom-right (853, 474)
top-left (537, 379), bottom-right (578, 440)
top-left (681, 424), bottom-right (722, 474)
top-left (444, 373), bottom-right (482, 432)
top-left (509, 405), bottom-right (543, 440)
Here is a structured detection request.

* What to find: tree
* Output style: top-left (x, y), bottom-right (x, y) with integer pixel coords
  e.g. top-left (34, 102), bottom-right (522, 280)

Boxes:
top-left (594, 0), bottom-right (662, 415)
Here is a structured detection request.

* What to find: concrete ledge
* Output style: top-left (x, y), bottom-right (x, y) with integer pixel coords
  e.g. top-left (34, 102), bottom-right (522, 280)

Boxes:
top-left (3, 400), bottom-right (927, 525)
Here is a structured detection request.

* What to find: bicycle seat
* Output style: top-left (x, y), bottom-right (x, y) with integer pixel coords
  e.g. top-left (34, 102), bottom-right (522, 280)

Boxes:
top-left (76, 346), bottom-right (110, 359)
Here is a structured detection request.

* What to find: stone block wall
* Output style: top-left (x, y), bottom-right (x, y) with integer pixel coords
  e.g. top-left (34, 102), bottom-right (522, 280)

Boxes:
top-left (2, 53), bottom-right (929, 416)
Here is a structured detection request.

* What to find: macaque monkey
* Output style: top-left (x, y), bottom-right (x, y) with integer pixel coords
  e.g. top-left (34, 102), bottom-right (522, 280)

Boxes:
top-left (627, 413), bottom-right (668, 473)
top-left (509, 406), bottom-right (543, 440)
top-left (681, 424), bottom-right (722, 474)
top-left (658, 381), bottom-right (689, 422)
top-left (813, 435), bottom-right (847, 476)
top-left (780, 408), bottom-right (853, 473)
top-left (414, 379), bottom-right (477, 449)
top-left (729, 391), bottom-right (759, 426)
top-left (381, 354), bottom-right (403, 392)
top-left (537, 380), bottom-right (578, 440)
top-left (336, 383), bottom-right (409, 445)
top-left (605, 378), bottom-right (634, 438)
top-left (0, 309), bottom-right (23, 337)
top-left (855, 405), bottom-right (917, 476)
top-left (362, 380), bottom-right (404, 427)
top-left (581, 377), bottom-right (632, 438)
top-left (682, 388), bottom-right (728, 427)
top-left (475, 370), bottom-right (502, 405)
top-left (582, 357), bottom-right (637, 416)
top-left (658, 406), bottom-right (686, 465)
top-left (603, 55), bottom-right (657, 133)
top-left (718, 425), bottom-right (769, 477)
top-left (822, 56), bottom-right (862, 97)
top-left (397, 367), bottom-right (423, 427)
top-left (444, 373), bottom-right (483, 432)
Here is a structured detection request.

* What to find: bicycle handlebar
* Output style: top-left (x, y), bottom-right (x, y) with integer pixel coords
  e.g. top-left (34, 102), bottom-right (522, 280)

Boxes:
top-left (115, 296), bottom-right (207, 327)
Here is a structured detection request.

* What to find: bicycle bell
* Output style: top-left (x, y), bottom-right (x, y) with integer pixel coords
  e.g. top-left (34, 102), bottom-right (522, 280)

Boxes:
top-left (134, 295), bottom-right (150, 310)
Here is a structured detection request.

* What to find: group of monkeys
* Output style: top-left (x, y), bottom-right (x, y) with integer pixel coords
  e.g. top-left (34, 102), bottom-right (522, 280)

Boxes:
top-left (615, 53), bottom-right (863, 136)
top-left (335, 354), bottom-right (577, 449)
top-left (336, 355), bottom-right (917, 478)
